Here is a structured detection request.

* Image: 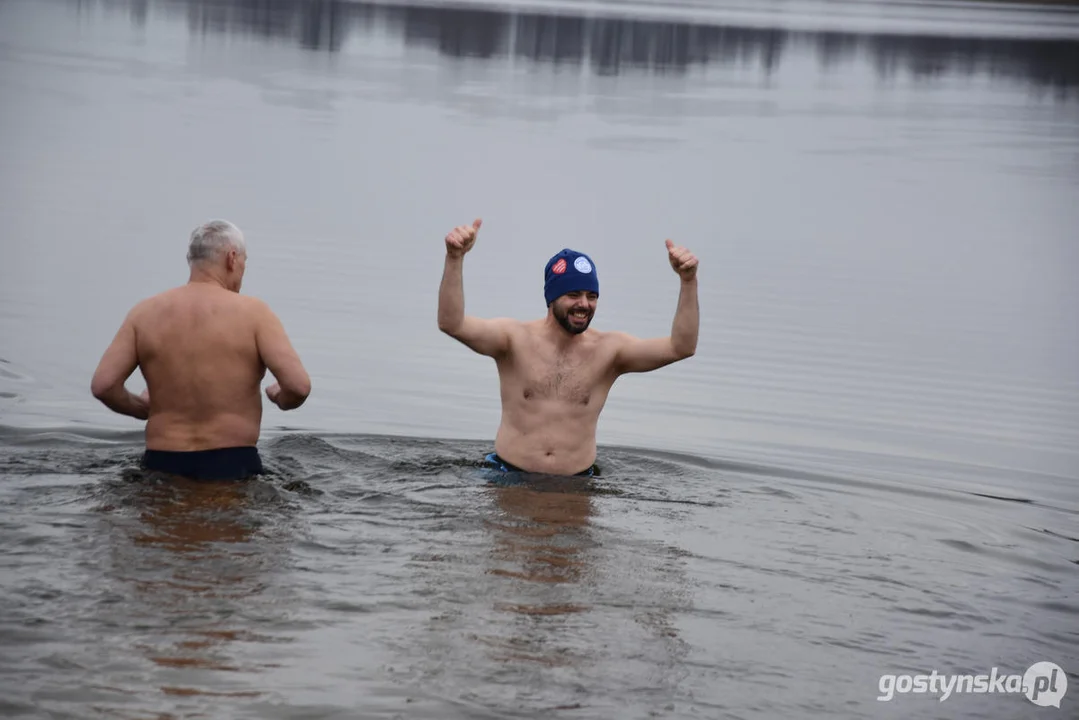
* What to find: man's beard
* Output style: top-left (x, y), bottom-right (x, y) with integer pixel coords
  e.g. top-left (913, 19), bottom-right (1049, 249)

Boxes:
top-left (554, 306), bottom-right (593, 335)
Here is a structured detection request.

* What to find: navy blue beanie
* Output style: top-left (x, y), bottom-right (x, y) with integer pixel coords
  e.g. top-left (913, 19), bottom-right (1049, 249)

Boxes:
top-left (544, 248), bottom-right (599, 306)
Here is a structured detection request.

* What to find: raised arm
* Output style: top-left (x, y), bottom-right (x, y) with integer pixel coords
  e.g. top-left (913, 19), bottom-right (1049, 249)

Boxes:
top-left (613, 239), bottom-right (699, 374)
top-left (91, 308), bottom-right (150, 420)
top-left (437, 218), bottom-right (513, 358)
top-left (254, 299), bottom-right (311, 410)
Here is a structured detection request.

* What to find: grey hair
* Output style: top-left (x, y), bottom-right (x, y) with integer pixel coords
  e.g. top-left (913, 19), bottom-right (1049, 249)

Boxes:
top-left (187, 219), bottom-right (246, 265)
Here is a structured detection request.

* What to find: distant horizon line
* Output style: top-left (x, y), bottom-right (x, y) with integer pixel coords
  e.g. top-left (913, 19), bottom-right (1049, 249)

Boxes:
top-left (68, 0), bottom-right (1079, 40)
top-left (55, 0), bottom-right (1079, 92)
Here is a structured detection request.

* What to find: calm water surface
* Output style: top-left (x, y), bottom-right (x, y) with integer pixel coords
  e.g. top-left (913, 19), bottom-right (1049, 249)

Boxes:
top-left (0, 0), bottom-right (1077, 718)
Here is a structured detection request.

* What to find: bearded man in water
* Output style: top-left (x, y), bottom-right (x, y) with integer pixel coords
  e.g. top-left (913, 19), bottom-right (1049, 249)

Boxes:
top-left (437, 217), bottom-right (699, 476)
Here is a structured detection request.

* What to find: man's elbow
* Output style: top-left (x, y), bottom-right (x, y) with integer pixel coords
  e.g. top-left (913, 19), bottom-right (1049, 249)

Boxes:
top-left (672, 341), bottom-right (696, 360)
top-left (438, 319), bottom-right (464, 338)
top-left (287, 376), bottom-right (312, 406)
top-left (90, 374), bottom-right (115, 402)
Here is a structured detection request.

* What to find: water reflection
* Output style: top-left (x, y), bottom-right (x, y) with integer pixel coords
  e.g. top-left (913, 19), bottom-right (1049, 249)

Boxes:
top-left (96, 475), bottom-right (297, 699)
top-left (72, 0), bottom-right (1079, 94)
top-left (479, 478), bottom-right (689, 709)
top-left (487, 481), bottom-right (596, 609)
top-left (466, 480), bottom-right (597, 679)
top-left (483, 477), bottom-right (687, 644)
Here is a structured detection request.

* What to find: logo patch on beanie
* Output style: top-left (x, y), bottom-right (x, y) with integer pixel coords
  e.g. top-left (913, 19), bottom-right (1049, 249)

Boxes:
top-left (574, 257), bottom-right (593, 274)
top-left (552, 258), bottom-right (567, 274)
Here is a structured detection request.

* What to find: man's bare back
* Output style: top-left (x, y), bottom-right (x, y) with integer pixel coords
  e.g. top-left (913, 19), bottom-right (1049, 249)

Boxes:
top-left (131, 283), bottom-right (294, 450)
top-left (438, 218), bottom-right (699, 476)
top-left (91, 220), bottom-right (310, 480)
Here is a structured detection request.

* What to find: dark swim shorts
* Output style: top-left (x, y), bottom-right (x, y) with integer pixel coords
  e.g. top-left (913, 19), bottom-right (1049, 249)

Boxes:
top-left (141, 446), bottom-right (264, 481)
top-left (483, 452), bottom-right (598, 478)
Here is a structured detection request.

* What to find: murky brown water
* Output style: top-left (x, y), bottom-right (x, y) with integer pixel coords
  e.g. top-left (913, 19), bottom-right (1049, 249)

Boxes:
top-left (1, 0), bottom-right (1077, 718)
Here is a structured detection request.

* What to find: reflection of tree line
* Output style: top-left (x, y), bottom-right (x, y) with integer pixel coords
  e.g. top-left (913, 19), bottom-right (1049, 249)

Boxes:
top-left (112, 0), bottom-right (1078, 92)
top-left (817, 30), bottom-right (1078, 97)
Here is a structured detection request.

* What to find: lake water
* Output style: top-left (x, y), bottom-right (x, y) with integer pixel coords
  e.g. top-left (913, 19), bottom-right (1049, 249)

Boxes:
top-left (1, 0), bottom-right (1077, 718)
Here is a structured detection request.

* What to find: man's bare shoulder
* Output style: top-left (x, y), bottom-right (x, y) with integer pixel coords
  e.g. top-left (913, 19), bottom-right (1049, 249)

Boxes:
top-left (238, 295), bottom-right (291, 331)
top-left (237, 293), bottom-right (272, 313)
top-left (579, 327), bottom-right (630, 348)
top-left (182, 287), bottom-right (270, 315)
top-left (512, 318), bottom-right (552, 341)
top-left (124, 287), bottom-right (184, 323)
top-left (132, 287), bottom-right (272, 326)
top-left (505, 317), bottom-right (533, 332)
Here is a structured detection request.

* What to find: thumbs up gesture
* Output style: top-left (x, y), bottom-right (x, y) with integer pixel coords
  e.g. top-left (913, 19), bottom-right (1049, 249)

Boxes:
top-left (445, 218), bottom-right (483, 258)
top-left (666, 239), bottom-right (698, 280)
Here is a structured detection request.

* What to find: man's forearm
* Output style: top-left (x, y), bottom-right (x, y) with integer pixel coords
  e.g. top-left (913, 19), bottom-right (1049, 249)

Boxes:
top-left (438, 255), bottom-right (465, 332)
top-left (96, 386), bottom-right (149, 420)
top-left (671, 277), bottom-right (699, 357)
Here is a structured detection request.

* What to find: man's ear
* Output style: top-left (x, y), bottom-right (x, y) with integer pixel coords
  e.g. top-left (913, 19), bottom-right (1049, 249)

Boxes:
top-left (226, 249), bottom-right (237, 271)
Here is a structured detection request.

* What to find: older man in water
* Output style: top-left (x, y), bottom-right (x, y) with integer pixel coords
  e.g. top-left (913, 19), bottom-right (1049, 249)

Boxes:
top-left (91, 220), bottom-right (311, 480)
top-left (437, 217), bottom-right (699, 477)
